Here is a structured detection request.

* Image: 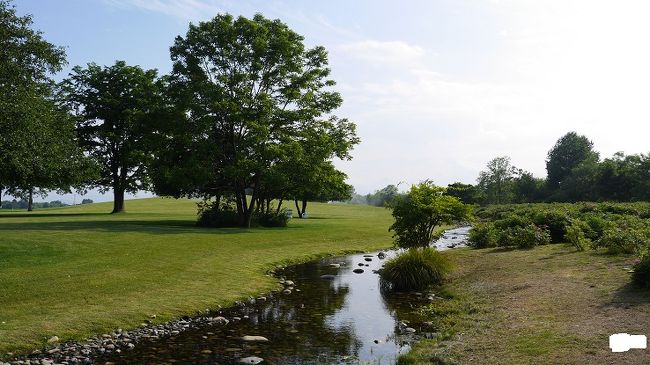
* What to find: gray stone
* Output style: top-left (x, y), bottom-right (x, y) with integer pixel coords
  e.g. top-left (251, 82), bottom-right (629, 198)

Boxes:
top-left (238, 356), bottom-right (264, 364)
top-left (241, 335), bottom-right (269, 342)
top-left (47, 336), bottom-right (59, 344)
top-left (320, 274), bottom-right (336, 280)
top-left (353, 268), bottom-right (364, 274)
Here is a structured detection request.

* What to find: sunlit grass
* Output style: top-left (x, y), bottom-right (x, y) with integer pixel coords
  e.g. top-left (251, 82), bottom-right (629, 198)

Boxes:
top-left (0, 198), bottom-right (393, 356)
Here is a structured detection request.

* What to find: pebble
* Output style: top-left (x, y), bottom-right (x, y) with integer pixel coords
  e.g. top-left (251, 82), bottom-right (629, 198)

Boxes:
top-left (238, 356), bottom-right (264, 364)
top-left (353, 268), bottom-right (364, 274)
top-left (241, 335), bottom-right (269, 342)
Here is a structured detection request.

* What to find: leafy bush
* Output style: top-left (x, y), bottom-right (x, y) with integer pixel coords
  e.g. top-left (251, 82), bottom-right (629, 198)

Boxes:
top-left (531, 210), bottom-right (570, 243)
top-left (565, 220), bottom-right (591, 251)
top-left (633, 257), bottom-right (650, 288)
top-left (468, 223), bottom-right (498, 249)
top-left (594, 222), bottom-right (650, 255)
top-left (196, 203), bottom-right (240, 228)
top-left (493, 214), bottom-right (531, 230)
top-left (498, 224), bottom-right (551, 248)
top-left (256, 210), bottom-right (290, 227)
top-left (379, 248), bottom-right (451, 291)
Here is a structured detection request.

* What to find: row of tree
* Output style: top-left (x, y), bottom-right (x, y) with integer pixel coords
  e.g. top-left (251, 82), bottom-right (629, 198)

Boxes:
top-left (447, 132), bottom-right (650, 205)
top-left (1, 2), bottom-right (357, 225)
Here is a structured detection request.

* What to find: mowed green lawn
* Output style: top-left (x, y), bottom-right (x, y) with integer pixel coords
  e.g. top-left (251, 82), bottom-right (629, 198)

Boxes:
top-left (0, 198), bottom-right (393, 356)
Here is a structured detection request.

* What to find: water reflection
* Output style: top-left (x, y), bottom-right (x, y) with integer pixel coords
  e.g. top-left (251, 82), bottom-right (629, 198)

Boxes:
top-left (98, 230), bottom-right (470, 365)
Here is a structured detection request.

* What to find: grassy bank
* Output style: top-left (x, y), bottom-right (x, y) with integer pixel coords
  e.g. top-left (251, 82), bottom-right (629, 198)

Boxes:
top-left (401, 244), bottom-right (650, 364)
top-left (0, 198), bottom-right (393, 356)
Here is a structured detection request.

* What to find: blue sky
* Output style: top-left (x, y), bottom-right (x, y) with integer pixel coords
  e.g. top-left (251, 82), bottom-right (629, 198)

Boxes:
top-left (14, 0), bottom-right (650, 202)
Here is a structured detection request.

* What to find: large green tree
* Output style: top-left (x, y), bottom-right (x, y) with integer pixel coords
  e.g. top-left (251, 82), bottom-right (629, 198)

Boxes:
top-left (546, 131), bottom-right (599, 190)
top-left (477, 156), bottom-right (517, 205)
top-left (153, 13), bottom-right (352, 227)
top-left (0, 0), bottom-right (92, 210)
top-left (61, 61), bottom-right (163, 213)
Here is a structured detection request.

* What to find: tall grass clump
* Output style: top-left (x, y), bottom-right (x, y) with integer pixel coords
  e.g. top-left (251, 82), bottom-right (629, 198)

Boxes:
top-left (380, 248), bottom-right (451, 291)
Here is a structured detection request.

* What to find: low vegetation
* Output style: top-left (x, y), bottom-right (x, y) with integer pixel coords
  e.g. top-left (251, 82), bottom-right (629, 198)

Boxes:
top-left (380, 248), bottom-right (451, 291)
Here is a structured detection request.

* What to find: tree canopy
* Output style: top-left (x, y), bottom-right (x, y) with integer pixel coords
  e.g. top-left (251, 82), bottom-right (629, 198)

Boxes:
top-left (60, 61), bottom-right (163, 213)
top-left (389, 181), bottom-right (471, 249)
top-left (152, 13), bottom-right (356, 226)
top-left (546, 131), bottom-right (599, 190)
top-left (0, 0), bottom-right (92, 210)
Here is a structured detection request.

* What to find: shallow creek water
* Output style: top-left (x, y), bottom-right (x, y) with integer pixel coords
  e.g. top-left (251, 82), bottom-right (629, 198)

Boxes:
top-left (98, 227), bottom-right (470, 365)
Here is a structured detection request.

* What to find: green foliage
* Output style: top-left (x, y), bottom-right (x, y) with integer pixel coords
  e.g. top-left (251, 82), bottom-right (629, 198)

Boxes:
top-left (531, 210), bottom-right (570, 243)
top-left (60, 61), bottom-right (163, 213)
top-left (379, 248), bottom-right (451, 291)
top-left (633, 257), bottom-right (650, 288)
top-left (0, 1), bottom-right (94, 205)
top-left (565, 220), bottom-right (591, 251)
top-left (389, 181), bottom-right (472, 249)
top-left (256, 210), bottom-right (290, 228)
top-left (546, 131), bottom-right (599, 191)
top-left (498, 224), bottom-right (551, 248)
top-left (477, 156), bottom-right (517, 205)
top-left (593, 223), bottom-right (650, 255)
top-left (468, 223), bottom-right (497, 248)
top-left (365, 184), bottom-right (402, 207)
top-left (196, 201), bottom-right (241, 228)
top-left (196, 200), bottom-right (290, 228)
top-left (475, 202), bottom-right (650, 255)
top-left (153, 13), bottom-right (356, 227)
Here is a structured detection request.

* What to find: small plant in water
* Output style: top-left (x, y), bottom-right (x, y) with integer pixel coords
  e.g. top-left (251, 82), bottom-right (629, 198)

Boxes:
top-left (380, 247), bottom-right (451, 291)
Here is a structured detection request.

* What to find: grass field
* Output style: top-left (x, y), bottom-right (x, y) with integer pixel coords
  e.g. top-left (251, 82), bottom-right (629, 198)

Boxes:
top-left (0, 198), bottom-right (394, 356)
top-left (402, 244), bottom-right (650, 365)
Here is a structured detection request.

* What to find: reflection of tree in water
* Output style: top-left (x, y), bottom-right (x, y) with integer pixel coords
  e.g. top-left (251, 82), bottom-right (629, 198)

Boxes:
top-left (379, 287), bottom-right (430, 347)
top-left (100, 260), bottom-right (364, 365)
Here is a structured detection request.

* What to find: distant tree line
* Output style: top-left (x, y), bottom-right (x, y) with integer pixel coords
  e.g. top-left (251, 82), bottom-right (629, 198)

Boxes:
top-left (446, 131), bottom-right (650, 205)
top-left (1, 2), bottom-right (357, 225)
top-left (1, 199), bottom-right (68, 210)
top-left (348, 184), bottom-right (402, 207)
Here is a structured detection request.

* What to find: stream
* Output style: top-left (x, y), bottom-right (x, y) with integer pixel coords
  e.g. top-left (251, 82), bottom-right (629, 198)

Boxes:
top-left (96, 226), bottom-right (471, 365)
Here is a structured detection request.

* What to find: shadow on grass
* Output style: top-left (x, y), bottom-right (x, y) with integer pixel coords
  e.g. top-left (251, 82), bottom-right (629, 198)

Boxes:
top-left (0, 212), bottom-right (109, 219)
top-left (538, 248), bottom-right (580, 260)
top-left (485, 247), bottom-right (520, 254)
top-left (607, 282), bottom-right (650, 307)
top-left (0, 218), bottom-right (292, 235)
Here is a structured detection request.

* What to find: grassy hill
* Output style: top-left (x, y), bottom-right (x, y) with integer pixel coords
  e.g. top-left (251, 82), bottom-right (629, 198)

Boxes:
top-left (0, 198), bottom-right (393, 356)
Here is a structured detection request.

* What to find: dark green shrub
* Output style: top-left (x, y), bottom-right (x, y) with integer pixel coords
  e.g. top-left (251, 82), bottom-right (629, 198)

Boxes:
top-left (468, 223), bottom-right (497, 248)
top-left (196, 202), bottom-right (241, 228)
top-left (531, 210), bottom-right (570, 243)
top-left (594, 226), bottom-right (646, 254)
top-left (379, 248), bottom-right (451, 291)
top-left (633, 257), bottom-right (650, 288)
top-left (493, 214), bottom-right (531, 230)
top-left (498, 224), bottom-right (551, 248)
top-left (582, 214), bottom-right (610, 240)
top-left (565, 220), bottom-right (591, 251)
top-left (256, 210), bottom-right (290, 227)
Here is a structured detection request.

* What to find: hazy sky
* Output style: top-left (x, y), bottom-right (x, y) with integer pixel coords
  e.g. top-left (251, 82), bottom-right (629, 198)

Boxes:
top-left (15, 0), bottom-right (650, 201)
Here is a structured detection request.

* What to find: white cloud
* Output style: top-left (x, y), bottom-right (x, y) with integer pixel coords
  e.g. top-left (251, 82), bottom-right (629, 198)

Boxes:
top-left (105, 0), bottom-right (222, 21)
top-left (338, 40), bottom-right (426, 68)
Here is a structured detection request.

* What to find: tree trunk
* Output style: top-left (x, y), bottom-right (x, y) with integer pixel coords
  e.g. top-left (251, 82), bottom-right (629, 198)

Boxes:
top-left (112, 188), bottom-right (125, 213)
top-left (301, 199), bottom-right (308, 218)
top-left (294, 199), bottom-right (302, 218)
top-left (275, 199), bottom-right (283, 214)
top-left (27, 188), bottom-right (34, 212)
